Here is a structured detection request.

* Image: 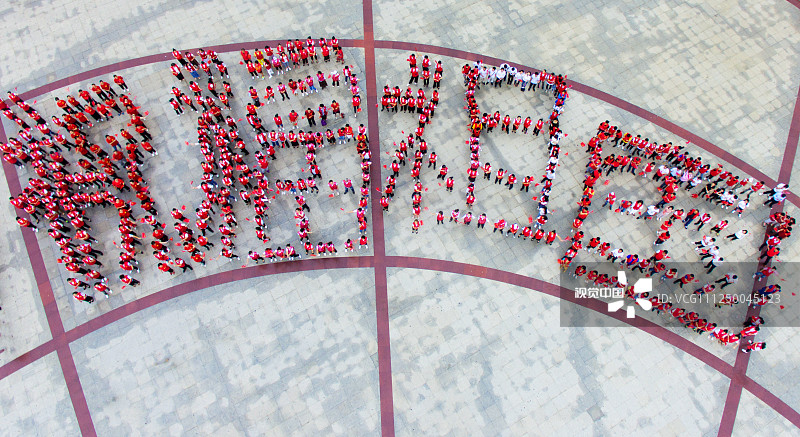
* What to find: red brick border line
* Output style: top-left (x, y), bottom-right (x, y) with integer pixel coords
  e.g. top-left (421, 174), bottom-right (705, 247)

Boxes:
top-left (716, 80), bottom-right (800, 436)
top-left (362, 0), bottom-right (396, 435)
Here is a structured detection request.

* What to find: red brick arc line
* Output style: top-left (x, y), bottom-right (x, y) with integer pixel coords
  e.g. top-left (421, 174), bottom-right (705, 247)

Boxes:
top-left (371, 39), bottom-right (799, 208)
top-left (12, 39), bottom-right (365, 102)
top-left (716, 81), bottom-right (800, 436)
top-left (0, 257), bottom-right (373, 378)
top-left (362, 0), bottom-right (395, 435)
top-left (1, 253), bottom-right (799, 429)
top-left (384, 256), bottom-right (800, 430)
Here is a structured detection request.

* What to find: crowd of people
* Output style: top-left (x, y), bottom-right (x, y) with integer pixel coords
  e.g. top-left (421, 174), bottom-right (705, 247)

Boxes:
top-left (172, 37), bottom-right (373, 267)
top-left (1, 43), bottom-right (794, 357)
top-left (3, 37), bottom-right (373, 305)
top-left (5, 77), bottom-right (161, 303)
top-left (557, 120), bottom-right (795, 351)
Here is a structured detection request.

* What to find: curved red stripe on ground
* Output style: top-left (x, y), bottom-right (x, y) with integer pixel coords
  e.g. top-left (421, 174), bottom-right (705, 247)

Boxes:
top-left (17, 39), bottom-right (365, 101)
top-left (372, 40), bottom-right (792, 202)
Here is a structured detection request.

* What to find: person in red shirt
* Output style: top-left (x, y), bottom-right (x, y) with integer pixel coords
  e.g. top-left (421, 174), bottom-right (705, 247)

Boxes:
top-left (73, 291), bottom-right (95, 303)
top-left (119, 274), bottom-right (141, 287)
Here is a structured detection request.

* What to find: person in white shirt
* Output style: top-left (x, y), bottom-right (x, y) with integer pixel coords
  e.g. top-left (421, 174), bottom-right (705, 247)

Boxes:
top-left (507, 66), bottom-right (517, 84)
top-left (479, 66), bottom-right (489, 85)
top-left (494, 68), bottom-right (506, 87)
top-left (639, 205), bottom-right (659, 220)
top-left (520, 71), bottom-right (531, 91)
top-left (732, 199), bottom-right (749, 217)
top-left (725, 229), bottom-right (749, 241)
top-left (487, 67), bottom-right (497, 85)
top-left (530, 70), bottom-right (540, 90)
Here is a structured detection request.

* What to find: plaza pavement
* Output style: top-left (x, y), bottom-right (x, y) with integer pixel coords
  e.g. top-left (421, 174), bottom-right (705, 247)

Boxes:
top-left (0, 0), bottom-right (799, 436)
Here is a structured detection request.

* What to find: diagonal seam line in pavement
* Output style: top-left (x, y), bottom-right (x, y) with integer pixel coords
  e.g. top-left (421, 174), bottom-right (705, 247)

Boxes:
top-left (0, 124), bottom-right (98, 437)
top-left (716, 79), bottom-right (800, 437)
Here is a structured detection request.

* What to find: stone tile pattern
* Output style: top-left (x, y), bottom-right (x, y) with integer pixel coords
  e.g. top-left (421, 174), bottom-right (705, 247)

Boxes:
top-left (70, 269), bottom-right (379, 436)
top-left (0, 163), bottom-right (50, 366)
top-left (733, 390), bottom-right (800, 437)
top-left (0, 0), bottom-right (364, 93)
top-left (0, 351), bottom-right (79, 436)
top-left (388, 268), bottom-right (731, 436)
top-left (374, 0), bottom-right (800, 180)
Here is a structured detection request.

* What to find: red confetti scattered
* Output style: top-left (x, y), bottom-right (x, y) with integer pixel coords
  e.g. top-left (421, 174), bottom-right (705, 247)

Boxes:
top-left (528, 216), bottom-right (534, 223)
top-left (686, 140), bottom-right (691, 144)
top-left (603, 180), bottom-right (611, 185)
top-left (532, 196), bottom-right (538, 201)
top-left (185, 141), bottom-right (189, 145)
top-left (239, 61), bottom-right (244, 64)
top-left (564, 134), bottom-right (568, 137)
top-left (340, 208), bottom-right (345, 211)
top-left (144, 111), bottom-right (149, 116)
top-left (420, 220), bottom-right (424, 225)
top-left (424, 188), bottom-right (428, 191)
top-left (564, 152), bottom-right (569, 156)
top-left (329, 194), bottom-right (335, 197)
top-left (181, 205), bottom-right (186, 210)
top-left (424, 207), bottom-right (428, 210)
top-left (792, 292), bottom-right (795, 296)
top-left (383, 165), bottom-right (387, 168)
top-left (169, 238), bottom-right (173, 241)
top-left (141, 233), bottom-right (146, 237)
top-left (237, 118), bottom-right (242, 121)
top-left (534, 183), bottom-right (540, 187)
top-left (33, 100), bottom-right (37, 104)
top-left (780, 305), bottom-right (785, 309)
